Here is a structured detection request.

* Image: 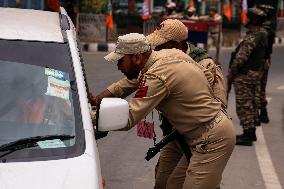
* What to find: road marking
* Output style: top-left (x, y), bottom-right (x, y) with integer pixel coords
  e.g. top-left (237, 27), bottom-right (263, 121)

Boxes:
top-left (255, 97), bottom-right (283, 189)
top-left (266, 97), bottom-right (272, 103)
top-left (276, 85), bottom-right (284, 90)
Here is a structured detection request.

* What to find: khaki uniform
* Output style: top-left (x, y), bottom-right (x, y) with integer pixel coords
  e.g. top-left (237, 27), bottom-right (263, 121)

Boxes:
top-left (111, 49), bottom-right (235, 188)
top-left (108, 47), bottom-right (228, 189)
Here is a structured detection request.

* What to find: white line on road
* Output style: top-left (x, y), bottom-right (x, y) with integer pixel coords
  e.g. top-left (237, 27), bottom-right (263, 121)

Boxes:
top-left (276, 85), bottom-right (284, 90)
top-left (255, 97), bottom-right (283, 189)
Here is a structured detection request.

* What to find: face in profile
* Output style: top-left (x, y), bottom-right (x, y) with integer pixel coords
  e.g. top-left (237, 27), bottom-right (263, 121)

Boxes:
top-left (117, 54), bottom-right (141, 80)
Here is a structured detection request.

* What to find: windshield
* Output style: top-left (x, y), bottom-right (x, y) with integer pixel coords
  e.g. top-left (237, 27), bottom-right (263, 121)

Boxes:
top-left (0, 40), bottom-right (85, 162)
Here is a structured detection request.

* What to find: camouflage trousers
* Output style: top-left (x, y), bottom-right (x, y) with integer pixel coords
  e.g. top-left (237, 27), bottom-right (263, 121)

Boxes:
top-left (260, 58), bottom-right (271, 109)
top-left (234, 70), bottom-right (262, 130)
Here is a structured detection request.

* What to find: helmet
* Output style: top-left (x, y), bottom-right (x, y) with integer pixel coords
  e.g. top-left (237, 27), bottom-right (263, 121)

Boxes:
top-left (257, 4), bottom-right (275, 17)
top-left (247, 7), bottom-right (267, 26)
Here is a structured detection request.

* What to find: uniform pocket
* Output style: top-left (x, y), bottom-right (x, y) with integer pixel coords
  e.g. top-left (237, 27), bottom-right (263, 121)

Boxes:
top-left (194, 136), bottom-right (225, 154)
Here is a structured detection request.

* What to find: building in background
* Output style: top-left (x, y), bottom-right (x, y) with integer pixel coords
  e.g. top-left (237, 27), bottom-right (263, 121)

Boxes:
top-left (0, 0), bottom-right (45, 9)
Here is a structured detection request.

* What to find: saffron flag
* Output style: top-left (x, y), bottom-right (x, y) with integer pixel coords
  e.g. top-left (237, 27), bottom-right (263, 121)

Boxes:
top-left (223, 0), bottom-right (232, 21)
top-left (241, 0), bottom-right (248, 25)
top-left (141, 0), bottom-right (150, 20)
top-left (106, 0), bottom-right (113, 31)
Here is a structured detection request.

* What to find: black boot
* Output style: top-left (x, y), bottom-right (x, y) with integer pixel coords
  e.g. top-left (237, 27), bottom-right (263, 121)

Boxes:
top-left (236, 129), bottom-right (253, 146)
top-left (260, 108), bottom-right (269, 123)
top-left (249, 128), bottom-right (257, 142)
top-left (255, 111), bottom-right (261, 127)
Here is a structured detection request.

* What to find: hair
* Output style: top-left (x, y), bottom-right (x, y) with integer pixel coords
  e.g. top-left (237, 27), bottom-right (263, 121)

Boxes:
top-left (142, 49), bottom-right (152, 58)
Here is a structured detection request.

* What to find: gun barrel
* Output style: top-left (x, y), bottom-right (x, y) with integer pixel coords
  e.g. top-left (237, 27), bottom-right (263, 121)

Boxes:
top-left (145, 130), bottom-right (178, 161)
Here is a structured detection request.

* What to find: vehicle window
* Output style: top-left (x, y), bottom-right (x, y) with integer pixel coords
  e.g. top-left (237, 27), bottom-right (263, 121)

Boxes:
top-left (0, 40), bottom-right (85, 162)
top-left (0, 61), bottom-right (75, 146)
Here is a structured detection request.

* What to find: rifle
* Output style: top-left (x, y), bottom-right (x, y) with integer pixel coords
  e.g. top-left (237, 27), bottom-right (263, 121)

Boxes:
top-left (145, 129), bottom-right (192, 162)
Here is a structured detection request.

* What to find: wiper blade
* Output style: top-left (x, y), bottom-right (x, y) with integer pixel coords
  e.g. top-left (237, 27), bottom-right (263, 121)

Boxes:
top-left (0, 134), bottom-right (74, 159)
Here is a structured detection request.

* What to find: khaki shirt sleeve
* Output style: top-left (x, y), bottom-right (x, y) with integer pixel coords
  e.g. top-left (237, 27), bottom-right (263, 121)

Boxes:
top-left (107, 77), bottom-right (139, 98)
top-left (123, 73), bottom-right (169, 130)
top-left (198, 59), bottom-right (216, 86)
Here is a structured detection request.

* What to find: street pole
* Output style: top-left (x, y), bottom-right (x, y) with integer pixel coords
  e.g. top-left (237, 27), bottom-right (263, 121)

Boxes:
top-left (16, 0), bottom-right (20, 8)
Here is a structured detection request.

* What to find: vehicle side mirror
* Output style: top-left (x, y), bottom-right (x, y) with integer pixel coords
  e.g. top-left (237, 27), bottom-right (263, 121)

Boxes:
top-left (97, 98), bottom-right (129, 131)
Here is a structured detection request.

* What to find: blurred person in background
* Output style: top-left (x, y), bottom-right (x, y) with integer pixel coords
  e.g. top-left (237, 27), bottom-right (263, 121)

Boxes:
top-left (200, 6), bottom-right (222, 62)
top-left (184, 7), bottom-right (199, 20)
top-left (227, 7), bottom-right (268, 146)
top-left (61, 0), bottom-right (79, 26)
top-left (257, 4), bottom-right (276, 124)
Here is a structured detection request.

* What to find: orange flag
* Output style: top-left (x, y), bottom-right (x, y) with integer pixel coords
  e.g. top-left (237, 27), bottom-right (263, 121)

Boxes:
top-left (241, 0), bottom-right (248, 25)
top-left (141, 0), bottom-right (150, 20)
top-left (106, 0), bottom-right (113, 31)
top-left (223, 0), bottom-right (232, 21)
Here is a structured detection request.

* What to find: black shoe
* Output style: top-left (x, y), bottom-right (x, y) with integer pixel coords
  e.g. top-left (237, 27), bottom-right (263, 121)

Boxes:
top-left (236, 135), bottom-right (253, 146)
top-left (255, 119), bottom-right (261, 127)
top-left (236, 128), bottom-right (256, 146)
top-left (250, 128), bottom-right (257, 141)
top-left (260, 108), bottom-right (269, 123)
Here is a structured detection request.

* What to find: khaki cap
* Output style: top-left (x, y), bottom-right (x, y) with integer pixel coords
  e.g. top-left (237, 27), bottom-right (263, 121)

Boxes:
top-left (146, 19), bottom-right (188, 47)
top-left (104, 33), bottom-right (151, 63)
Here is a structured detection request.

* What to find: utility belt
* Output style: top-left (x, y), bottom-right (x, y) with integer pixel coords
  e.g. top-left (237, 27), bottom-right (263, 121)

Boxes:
top-left (185, 110), bottom-right (226, 145)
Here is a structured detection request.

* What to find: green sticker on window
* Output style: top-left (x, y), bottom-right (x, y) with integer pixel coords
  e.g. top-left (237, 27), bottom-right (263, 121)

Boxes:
top-left (37, 139), bottom-right (66, 149)
top-left (45, 68), bottom-right (65, 79)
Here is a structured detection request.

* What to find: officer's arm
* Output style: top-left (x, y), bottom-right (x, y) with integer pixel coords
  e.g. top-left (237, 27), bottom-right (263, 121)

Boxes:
top-left (122, 75), bottom-right (169, 130)
top-left (107, 77), bottom-right (139, 98)
top-left (91, 78), bottom-right (139, 107)
top-left (229, 35), bottom-right (257, 75)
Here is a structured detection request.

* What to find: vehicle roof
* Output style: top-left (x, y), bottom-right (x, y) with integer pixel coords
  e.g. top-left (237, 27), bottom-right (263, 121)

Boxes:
top-left (0, 8), bottom-right (64, 43)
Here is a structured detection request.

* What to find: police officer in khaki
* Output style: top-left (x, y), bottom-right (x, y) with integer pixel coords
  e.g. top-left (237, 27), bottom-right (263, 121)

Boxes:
top-left (93, 19), bottom-right (226, 188)
top-left (94, 33), bottom-right (235, 189)
top-left (145, 19), bottom-right (227, 189)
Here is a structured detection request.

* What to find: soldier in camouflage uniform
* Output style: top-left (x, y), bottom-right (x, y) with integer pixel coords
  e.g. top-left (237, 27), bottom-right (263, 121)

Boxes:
top-left (227, 7), bottom-right (268, 146)
top-left (257, 4), bottom-right (276, 123)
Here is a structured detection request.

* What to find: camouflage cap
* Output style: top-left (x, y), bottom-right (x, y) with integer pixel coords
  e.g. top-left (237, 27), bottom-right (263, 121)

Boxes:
top-left (146, 19), bottom-right (188, 47)
top-left (248, 7), bottom-right (267, 18)
top-left (104, 33), bottom-right (151, 63)
top-left (257, 4), bottom-right (275, 15)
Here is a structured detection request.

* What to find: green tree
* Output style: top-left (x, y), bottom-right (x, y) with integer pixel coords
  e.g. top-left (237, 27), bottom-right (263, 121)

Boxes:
top-left (80, 0), bottom-right (108, 13)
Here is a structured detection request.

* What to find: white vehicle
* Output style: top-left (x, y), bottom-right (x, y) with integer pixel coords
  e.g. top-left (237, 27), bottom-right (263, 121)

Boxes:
top-left (0, 7), bottom-right (117, 189)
